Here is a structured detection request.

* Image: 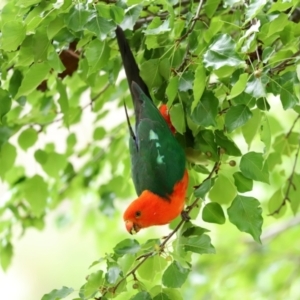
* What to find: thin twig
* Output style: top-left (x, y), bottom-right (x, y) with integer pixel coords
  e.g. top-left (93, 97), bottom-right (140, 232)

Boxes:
top-left (270, 49), bottom-right (300, 74)
top-left (194, 148), bottom-right (221, 189)
top-left (286, 115), bottom-right (300, 138)
top-left (82, 83), bottom-right (110, 110)
top-left (269, 137), bottom-right (300, 216)
top-left (100, 160), bottom-right (219, 299)
top-left (65, 49), bottom-right (80, 59)
top-left (174, 0), bottom-right (204, 72)
top-left (177, 0), bottom-right (205, 42)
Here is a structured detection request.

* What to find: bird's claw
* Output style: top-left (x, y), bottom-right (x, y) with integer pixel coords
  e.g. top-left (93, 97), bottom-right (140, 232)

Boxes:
top-left (181, 210), bottom-right (190, 221)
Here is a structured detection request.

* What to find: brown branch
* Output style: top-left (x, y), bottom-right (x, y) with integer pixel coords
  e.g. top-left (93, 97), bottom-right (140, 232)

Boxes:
top-left (269, 137), bottom-right (300, 216)
top-left (102, 197), bottom-right (201, 298)
top-left (82, 83), bottom-right (110, 110)
top-left (194, 148), bottom-right (221, 189)
top-left (99, 159), bottom-right (218, 299)
top-left (286, 115), bottom-right (300, 138)
top-left (65, 49), bottom-right (80, 59)
top-left (177, 0), bottom-right (205, 42)
top-left (270, 49), bottom-right (300, 74)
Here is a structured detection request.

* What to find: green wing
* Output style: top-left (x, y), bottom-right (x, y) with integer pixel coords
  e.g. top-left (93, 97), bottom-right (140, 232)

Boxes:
top-left (129, 83), bottom-right (186, 198)
top-left (115, 26), bottom-right (186, 198)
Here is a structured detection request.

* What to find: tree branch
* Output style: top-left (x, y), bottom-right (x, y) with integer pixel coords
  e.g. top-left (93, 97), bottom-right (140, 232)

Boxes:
top-left (175, 0), bottom-right (205, 72)
top-left (270, 49), bottom-right (300, 74)
top-left (98, 159), bottom-right (219, 299)
top-left (177, 0), bottom-right (205, 42)
top-left (269, 136), bottom-right (300, 216)
top-left (286, 115), bottom-right (300, 138)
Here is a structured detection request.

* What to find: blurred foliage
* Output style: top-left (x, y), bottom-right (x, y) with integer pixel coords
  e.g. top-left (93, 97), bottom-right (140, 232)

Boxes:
top-left (0, 0), bottom-right (300, 299)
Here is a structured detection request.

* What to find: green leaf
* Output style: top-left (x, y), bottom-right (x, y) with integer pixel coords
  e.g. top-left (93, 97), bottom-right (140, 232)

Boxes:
top-left (0, 242), bottom-right (13, 271)
top-left (190, 90), bottom-right (218, 127)
top-left (131, 291), bottom-right (152, 300)
top-left (242, 108), bottom-right (261, 148)
top-left (110, 5), bottom-right (124, 23)
top-left (240, 152), bottom-right (269, 183)
top-left (64, 4), bottom-right (90, 32)
top-left (191, 64), bottom-right (206, 111)
top-left (9, 70), bottom-right (23, 98)
top-left (47, 16), bottom-right (65, 40)
top-left (178, 72), bottom-right (194, 92)
top-left (215, 130), bottom-right (242, 156)
top-left (268, 188), bottom-right (286, 218)
top-left (183, 234), bottom-right (215, 254)
top-left (0, 143), bottom-right (17, 178)
top-left (144, 18), bottom-right (171, 35)
top-left (86, 40), bottom-right (110, 76)
top-left (23, 175), bottom-right (48, 217)
top-left (194, 179), bottom-right (212, 198)
top-left (233, 172), bottom-right (253, 193)
top-left (203, 34), bottom-right (244, 70)
top-left (193, 164), bottom-right (210, 174)
top-left (202, 202), bottom-right (225, 224)
top-left (287, 173), bottom-right (300, 215)
top-left (162, 261), bottom-right (190, 288)
top-left (225, 104), bottom-right (252, 133)
top-left (56, 80), bottom-right (69, 115)
top-left (140, 59), bottom-right (162, 90)
top-left (84, 270), bottom-right (104, 299)
top-left (245, 0), bottom-right (267, 22)
top-left (228, 73), bottom-right (248, 99)
top-left (268, 1), bottom-right (293, 13)
top-left (41, 286), bottom-right (74, 300)
top-left (182, 224), bottom-right (209, 237)
top-left (16, 62), bottom-right (51, 97)
top-left (256, 98), bottom-right (270, 111)
top-left (85, 14), bottom-right (115, 39)
top-left (245, 75), bottom-right (268, 98)
top-left (209, 174), bottom-right (237, 204)
top-left (273, 133), bottom-right (299, 156)
top-left (205, 0), bottom-right (222, 18)
top-left (0, 126), bottom-right (12, 149)
top-left (166, 77), bottom-right (179, 106)
top-left (227, 195), bottom-right (263, 243)
top-left (34, 149), bottom-right (48, 165)
top-left (17, 36), bottom-right (34, 67)
top-left (1, 21), bottom-right (26, 51)
top-left (194, 130), bottom-right (218, 161)
top-left (106, 265), bottom-right (121, 284)
top-left (169, 103), bottom-right (185, 134)
top-left (121, 5), bottom-right (143, 30)
top-left (138, 256), bottom-right (167, 280)
top-left (153, 293), bottom-right (171, 300)
top-left (32, 28), bottom-right (50, 62)
top-left (0, 88), bottom-right (11, 124)
top-left (280, 87), bottom-right (298, 110)
top-left (18, 128), bottom-right (38, 151)
top-left (114, 239), bottom-right (140, 256)
top-left (260, 114), bottom-right (271, 155)
top-left (41, 152), bottom-right (68, 178)
top-left (93, 127), bottom-right (106, 140)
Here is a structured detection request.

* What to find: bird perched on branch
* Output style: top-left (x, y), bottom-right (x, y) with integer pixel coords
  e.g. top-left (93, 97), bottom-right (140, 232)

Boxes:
top-left (115, 26), bottom-right (188, 234)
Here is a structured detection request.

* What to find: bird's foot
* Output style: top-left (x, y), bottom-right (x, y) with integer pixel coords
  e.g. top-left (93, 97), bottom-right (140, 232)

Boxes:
top-left (181, 210), bottom-right (190, 221)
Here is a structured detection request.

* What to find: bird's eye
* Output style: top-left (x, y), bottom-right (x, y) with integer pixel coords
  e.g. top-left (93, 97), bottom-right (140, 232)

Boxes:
top-left (135, 211), bottom-right (141, 218)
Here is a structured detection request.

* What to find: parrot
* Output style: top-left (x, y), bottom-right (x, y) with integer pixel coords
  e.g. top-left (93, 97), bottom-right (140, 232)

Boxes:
top-left (115, 26), bottom-right (189, 234)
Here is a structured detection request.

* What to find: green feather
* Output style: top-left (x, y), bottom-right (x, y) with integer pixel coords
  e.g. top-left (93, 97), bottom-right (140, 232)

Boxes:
top-left (116, 27), bottom-right (186, 198)
top-left (129, 83), bottom-right (186, 198)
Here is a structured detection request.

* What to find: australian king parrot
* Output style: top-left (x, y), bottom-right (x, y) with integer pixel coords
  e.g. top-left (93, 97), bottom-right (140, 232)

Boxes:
top-left (115, 26), bottom-right (189, 234)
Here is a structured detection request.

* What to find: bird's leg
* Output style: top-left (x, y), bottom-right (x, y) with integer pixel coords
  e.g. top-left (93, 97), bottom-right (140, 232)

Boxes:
top-left (181, 210), bottom-right (190, 221)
